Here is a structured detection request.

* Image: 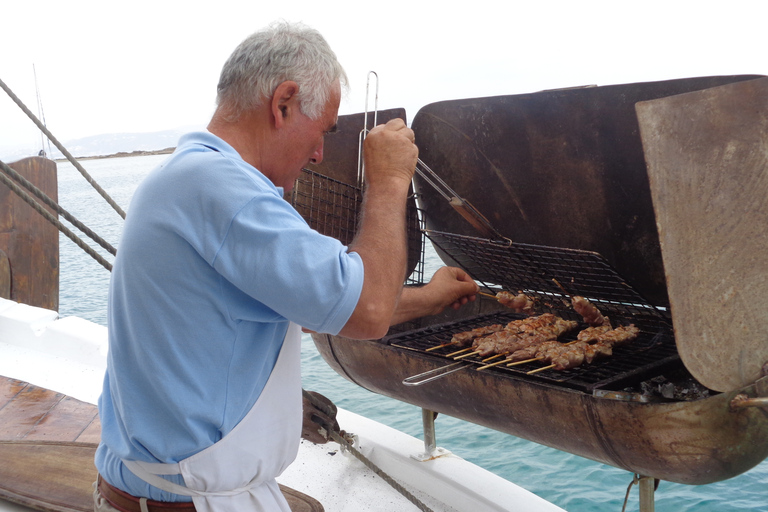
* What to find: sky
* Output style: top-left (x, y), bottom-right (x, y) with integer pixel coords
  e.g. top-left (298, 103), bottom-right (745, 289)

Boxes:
top-left (1, 0), bottom-right (766, 159)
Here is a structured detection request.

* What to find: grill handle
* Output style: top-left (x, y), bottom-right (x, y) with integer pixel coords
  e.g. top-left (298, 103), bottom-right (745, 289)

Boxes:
top-left (730, 394), bottom-right (768, 410)
top-left (402, 361), bottom-right (469, 386)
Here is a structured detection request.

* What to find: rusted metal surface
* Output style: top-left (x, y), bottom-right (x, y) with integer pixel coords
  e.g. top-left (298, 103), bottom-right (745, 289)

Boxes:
top-left (0, 157), bottom-right (59, 310)
top-left (411, 75), bottom-right (764, 307)
top-left (312, 301), bottom-right (768, 484)
top-left (637, 77), bottom-right (768, 393)
top-left (304, 77), bottom-right (768, 485)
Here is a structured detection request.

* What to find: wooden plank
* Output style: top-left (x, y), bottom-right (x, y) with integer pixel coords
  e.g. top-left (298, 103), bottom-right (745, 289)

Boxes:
top-left (0, 377), bottom-right (27, 410)
top-left (636, 77), bottom-right (768, 392)
top-left (25, 396), bottom-right (99, 443)
top-left (0, 156), bottom-right (59, 310)
top-left (0, 249), bottom-right (9, 299)
top-left (75, 416), bottom-right (101, 444)
top-left (0, 381), bottom-right (63, 440)
top-left (1, 377), bottom-right (102, 443)
top-left (0, 441), bottom-right (97, 512)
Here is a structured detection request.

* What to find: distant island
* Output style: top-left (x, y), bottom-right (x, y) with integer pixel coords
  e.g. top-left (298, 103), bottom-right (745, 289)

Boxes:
top-left (58, 147), bottom-right (175, 162)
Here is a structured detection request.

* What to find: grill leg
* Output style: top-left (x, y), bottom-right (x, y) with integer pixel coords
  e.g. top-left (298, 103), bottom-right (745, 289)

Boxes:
top-left (411, 409), bottom-right (451, 461)
top-left (638, 475), bottom-right (656, 512)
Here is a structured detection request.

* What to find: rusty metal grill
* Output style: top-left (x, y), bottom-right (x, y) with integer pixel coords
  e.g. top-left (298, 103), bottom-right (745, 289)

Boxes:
top-left (381, 230), bottom-right (680, 391)
top-left (290, 170), bottom-right (681, 391)
top-left (386, 310), bottom-right (678, 392)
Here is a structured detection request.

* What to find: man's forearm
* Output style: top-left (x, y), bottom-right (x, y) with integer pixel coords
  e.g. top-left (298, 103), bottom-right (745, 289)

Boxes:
top-left (341, 180), bottom-right (411, 338)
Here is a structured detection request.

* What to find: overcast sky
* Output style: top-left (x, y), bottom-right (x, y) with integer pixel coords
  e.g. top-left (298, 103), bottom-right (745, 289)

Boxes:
top-left (1, 0), bottom-right (765, 158)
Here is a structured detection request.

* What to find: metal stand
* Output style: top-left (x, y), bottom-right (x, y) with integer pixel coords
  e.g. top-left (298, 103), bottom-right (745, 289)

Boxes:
top-left (622, 474), bottom-right (657, 512)
top-left (638, 476), bottom-right (656, 512)
top-left (411, 409), bottom-right (451, 461)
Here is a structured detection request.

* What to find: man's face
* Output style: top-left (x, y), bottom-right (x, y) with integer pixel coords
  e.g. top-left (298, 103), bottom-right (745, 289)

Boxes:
top-left (275, 82), bottom-right (341, 191)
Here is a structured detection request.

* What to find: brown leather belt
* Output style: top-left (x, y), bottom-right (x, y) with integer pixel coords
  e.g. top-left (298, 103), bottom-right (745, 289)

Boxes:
top-left (97, 475), bottom-right (196, 512)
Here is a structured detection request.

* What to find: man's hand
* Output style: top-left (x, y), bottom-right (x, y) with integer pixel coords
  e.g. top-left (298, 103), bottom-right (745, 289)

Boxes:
top-left (363, 118), bottom-right (418, 187)
top-left (389, 266), bottom-right (480, 326)
top-left (301, 390), bottom-right (339, 444)
top-left (422, 266), bottom-right (480, 314)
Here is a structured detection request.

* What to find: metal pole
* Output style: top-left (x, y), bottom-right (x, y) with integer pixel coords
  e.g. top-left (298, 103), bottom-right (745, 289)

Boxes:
top-left (422, 408), bottom-right (437, 456)
top-left (638, 475), bottom-right (656, 512)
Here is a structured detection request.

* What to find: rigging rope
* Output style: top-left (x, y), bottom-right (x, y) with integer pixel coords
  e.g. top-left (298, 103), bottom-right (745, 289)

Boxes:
top-left (0, 160), bottom-right (116, 256)
top-left (0, 76), bottom-right (126, 219)
top-left (0, 164), bottom-right (112, 272)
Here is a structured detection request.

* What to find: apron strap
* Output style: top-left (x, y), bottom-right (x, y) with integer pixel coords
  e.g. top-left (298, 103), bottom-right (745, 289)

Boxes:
top-left (123, 460), bottom-right (255, 497)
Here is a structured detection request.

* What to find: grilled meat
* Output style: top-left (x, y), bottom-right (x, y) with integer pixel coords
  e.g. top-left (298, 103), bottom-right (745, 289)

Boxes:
top-left (572, 296), bottom-right (606, 326)
top-left (576, 320), bottom-right (613, 342)
top-left (593, 324), bottom-right (640, 346)
top-left (450, 324), bottom-right (506, 347)
top-left (471, 314), bottom-right (578, 357)
top-left (496, 291), bottom-right (535, 315)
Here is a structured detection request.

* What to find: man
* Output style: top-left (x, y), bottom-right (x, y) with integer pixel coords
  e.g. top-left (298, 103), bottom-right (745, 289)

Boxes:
top-left (94, 21), bottom-right (478, 512)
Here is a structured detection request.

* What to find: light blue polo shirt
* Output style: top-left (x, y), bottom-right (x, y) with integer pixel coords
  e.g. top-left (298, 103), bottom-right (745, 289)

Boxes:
top-left (95, 132), bottom-right (364, 501)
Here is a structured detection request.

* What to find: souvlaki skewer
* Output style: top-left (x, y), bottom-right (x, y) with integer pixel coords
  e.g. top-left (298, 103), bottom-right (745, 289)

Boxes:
top-left (478, 290), bottom-right (535, 315)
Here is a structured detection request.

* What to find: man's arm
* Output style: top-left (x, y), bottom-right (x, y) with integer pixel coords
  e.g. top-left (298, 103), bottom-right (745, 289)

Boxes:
top-left (338, 119), bottom-right (417, 339)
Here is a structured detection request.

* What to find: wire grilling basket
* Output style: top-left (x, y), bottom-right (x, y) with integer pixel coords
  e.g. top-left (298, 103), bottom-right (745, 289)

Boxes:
top-left (289, 168), bottom-right (425, 285)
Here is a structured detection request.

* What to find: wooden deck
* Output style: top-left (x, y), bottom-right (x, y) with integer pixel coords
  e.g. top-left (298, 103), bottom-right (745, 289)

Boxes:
top-left (0, 376), bottom-right (323, 512)
top-left (0, 375), bottom-right (99, 511)
top-left (0, 376), bottom-right (100, 444)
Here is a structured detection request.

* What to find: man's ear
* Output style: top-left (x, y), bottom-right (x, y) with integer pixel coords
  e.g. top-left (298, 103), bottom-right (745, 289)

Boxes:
top-left (271, 81), bottom-right (300, 128)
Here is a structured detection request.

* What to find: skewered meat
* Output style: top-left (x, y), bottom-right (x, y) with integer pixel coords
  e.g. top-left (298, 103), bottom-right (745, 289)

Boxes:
top-left (548, 342), bottom-right (586, 370)
top-left (536, 325), bottom-right (638, 370)
top-left (572, 296), bottom-right (606, 326)
top-left (472, 330), bottom-right (528, 357)
top-left (593, 324), bottom-right (639, 346)
top-left (496, 291), bottom-right (534, 315)
top-left (576, 320), bottom-right (613, 342)
top-left (506, 344), bottom-right (542, 362)
top-left (506, 313), bottom-right (558, 334)
top-left (451, 324), bottom-right (505, 347)
top-left (583, 341), bottom-right (613, 363)
top-left (472, 314), bottom-right (578, 357)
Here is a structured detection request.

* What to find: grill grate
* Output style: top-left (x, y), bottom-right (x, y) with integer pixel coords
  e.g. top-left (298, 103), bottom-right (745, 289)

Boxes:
top-left (386, 310), bottom-right (678, 392)
top-left (425, 230), bottom-right (670, 322)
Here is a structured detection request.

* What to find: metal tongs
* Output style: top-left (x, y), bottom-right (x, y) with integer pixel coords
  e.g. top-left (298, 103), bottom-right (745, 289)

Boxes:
top-left (413, 159), bottom-right (505, 241)
top-left (358, 72), bottom-right (507, 242)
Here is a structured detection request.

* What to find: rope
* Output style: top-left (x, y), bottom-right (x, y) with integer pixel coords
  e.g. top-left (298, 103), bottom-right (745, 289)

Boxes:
top-left (0, 160), bottom-right (116, 256)
top-left (0, 76), bottom-right (126, 219)
top-left (0, 165), bottom-right (112, 272)
top-left (621, 473), bottom-right (638, 512)
top-left (302, 390), bottom-right (436, 512)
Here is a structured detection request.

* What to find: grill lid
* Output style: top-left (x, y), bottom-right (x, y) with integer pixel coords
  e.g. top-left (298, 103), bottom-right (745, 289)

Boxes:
top-left (637, 77), bottom-right (768, 392)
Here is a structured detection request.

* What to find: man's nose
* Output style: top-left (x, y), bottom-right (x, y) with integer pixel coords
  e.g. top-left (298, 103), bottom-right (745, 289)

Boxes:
top-left (309, 142), bottom-right (324, 165)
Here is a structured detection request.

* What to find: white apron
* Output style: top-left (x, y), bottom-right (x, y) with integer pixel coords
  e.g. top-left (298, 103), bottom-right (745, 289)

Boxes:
top-left (123, 323), bottom-right (302, 512)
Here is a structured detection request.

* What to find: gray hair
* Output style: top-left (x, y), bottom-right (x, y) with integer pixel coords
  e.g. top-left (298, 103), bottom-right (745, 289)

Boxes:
top-left (216, 21), bottom-right (348, 120)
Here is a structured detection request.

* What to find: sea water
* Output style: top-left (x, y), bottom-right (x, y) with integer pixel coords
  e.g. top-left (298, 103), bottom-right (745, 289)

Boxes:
top-left (55, 155), bottom-right (767, 512)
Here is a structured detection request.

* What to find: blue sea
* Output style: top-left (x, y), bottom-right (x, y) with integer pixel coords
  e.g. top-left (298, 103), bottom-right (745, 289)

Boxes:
top-left (56, 154), bottom-right (767, 512)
